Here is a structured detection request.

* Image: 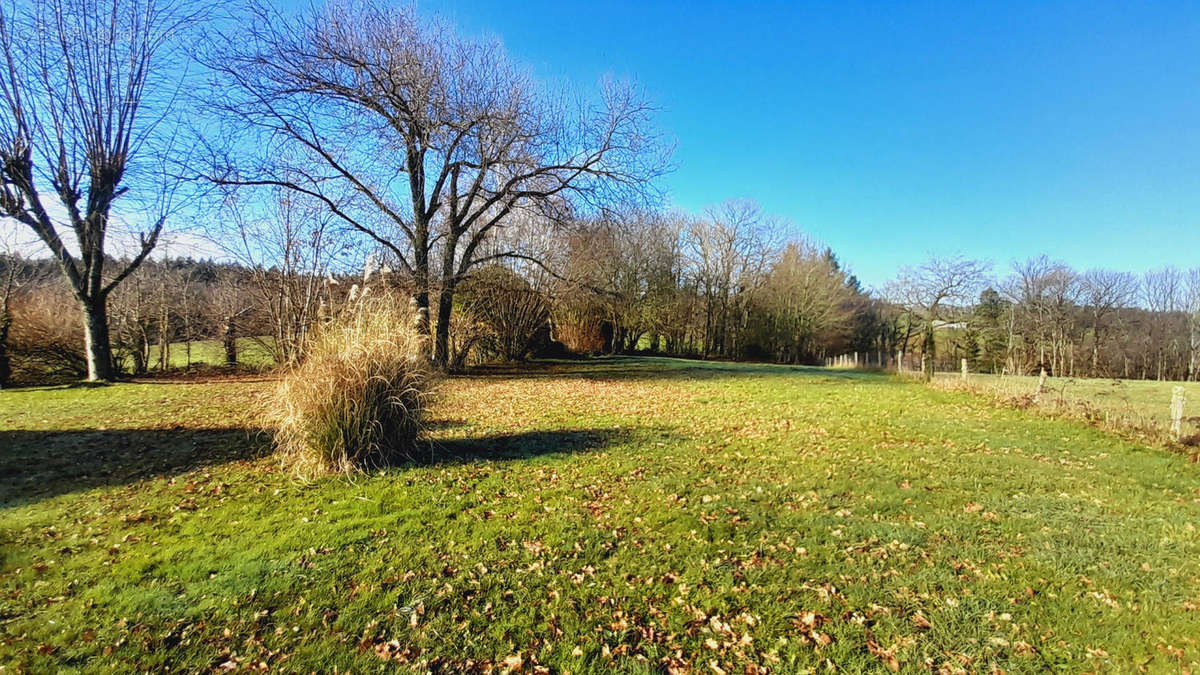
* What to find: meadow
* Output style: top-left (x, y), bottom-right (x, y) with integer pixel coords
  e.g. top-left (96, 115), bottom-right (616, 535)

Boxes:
top-left (931, 371), bottom-right (1200, 444)
top-left (144, 338), bottom-right (278, 372)
top-left (2, 358), bottom-right (1198, 672)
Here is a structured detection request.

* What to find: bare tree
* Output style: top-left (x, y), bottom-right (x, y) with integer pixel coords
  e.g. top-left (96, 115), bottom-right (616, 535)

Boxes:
top-left (1187, 268), bottom-right (1200, 381)
top-left (1080, 268), bottom-right (1138, 376)
top-left (219, 188), bottom-right (351, 364)
top-left (556, 210), bottom-right (686, 354)
top-left (1143, 266), bottom-right (1184, 380)
top-left (686, 200), bottom-right (778, 358)
top-left (754, 239), bottom-right (855, 363)
top-left (0, 238), bottom-right (28, 386)
top-left (203, 0), bottom-right (664, 368)
top-left (1003, 256), bottom-right (1079, 375)
top-left (0, 0), bottom-right (204, 380)
top-left (887, 255), bottom-right (990, 380)
top-left (108, 263), bottom-right (156, 374)
top-left (206, 269), bottom-right (255, 366)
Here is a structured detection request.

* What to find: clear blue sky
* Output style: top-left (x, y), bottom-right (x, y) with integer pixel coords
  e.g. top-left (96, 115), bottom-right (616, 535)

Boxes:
top-left (423, 0), bottom-right (1200, 289)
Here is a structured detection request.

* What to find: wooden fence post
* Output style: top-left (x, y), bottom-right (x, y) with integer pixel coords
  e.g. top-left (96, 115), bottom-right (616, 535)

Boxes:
top-left (961, 358), bottom-right (968, 382)
top-left (1171, 386), bottom-right (1186, 442)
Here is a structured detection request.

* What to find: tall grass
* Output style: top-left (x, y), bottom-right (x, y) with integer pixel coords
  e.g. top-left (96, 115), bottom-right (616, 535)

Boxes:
top-left (271, 296), bottom-right (435, 475)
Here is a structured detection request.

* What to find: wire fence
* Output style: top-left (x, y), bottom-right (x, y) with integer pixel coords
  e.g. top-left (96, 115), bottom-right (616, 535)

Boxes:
top-left (824, 352), bottom-right (1199, 449)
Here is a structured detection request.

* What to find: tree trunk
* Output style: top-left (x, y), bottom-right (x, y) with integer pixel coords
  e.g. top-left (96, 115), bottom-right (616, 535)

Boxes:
top-left (223, 317), bottom-right (239, 365)
top-left (414, 288), bottom-right (431, 339)
top-left (0, 312), bottom-right (11, 388)
top-left (82, 296), bottom-right (116, 381)
top-left (922, 323), bottom-right (935, 382)
top-left (433, 282), bottom-right (455, 369)
top-left (412, 212), bottom-right (433, 359)
top-left (134, 331), bottom-right (148, 375)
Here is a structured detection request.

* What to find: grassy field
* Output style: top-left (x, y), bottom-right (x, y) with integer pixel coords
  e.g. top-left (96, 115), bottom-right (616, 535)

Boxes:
top-left (932, 372), bottom-right (1200, 443)
top-left (145, 337), bottom-right (277, 371)
top-left (2, 358), bottom-right (1198, 672)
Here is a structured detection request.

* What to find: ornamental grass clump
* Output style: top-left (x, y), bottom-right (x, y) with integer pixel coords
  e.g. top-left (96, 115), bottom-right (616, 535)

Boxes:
top-left (272, 297), bottom-right (434, 475)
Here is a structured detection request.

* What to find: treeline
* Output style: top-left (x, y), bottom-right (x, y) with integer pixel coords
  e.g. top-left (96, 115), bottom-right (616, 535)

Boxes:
top-left (4, 241), bottom-right (1198, 385)
top-left (886, 256), bottom-right (1200, 381)
top-left (0, 198), bottom-right (886, 382)
top-left (531, 202), bottom-right (886, 364)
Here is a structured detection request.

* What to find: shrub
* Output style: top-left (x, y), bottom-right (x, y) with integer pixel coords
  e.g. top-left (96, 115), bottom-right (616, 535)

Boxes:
top-left (552, 294), bottom-right (607, 355)
top-left (456, 265), bottom-right (551, 364)
top-left (9, 282), bottom-right (87, 383)
top-left (272, 296), bottom-right (435, 475)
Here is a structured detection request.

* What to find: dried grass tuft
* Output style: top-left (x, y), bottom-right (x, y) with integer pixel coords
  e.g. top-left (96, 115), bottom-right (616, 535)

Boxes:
top-left (271, 296), bottom-right (435, 476)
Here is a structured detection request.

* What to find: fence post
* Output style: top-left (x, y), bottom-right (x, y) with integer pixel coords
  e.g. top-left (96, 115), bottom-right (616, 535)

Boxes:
top-left (961, 358), bottom-right (968, 382)
top-left (1034, 367), bottom-right (1048, 404)
top-left (1171, 386), bottom-right (1186, 442)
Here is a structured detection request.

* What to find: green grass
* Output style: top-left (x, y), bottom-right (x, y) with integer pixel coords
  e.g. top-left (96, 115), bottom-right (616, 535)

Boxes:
top-left (2, 357), bottom-right (1198, 672)
top-left (145, 337), bottom-right (277, 371)
top-left (933, 371), bottom-right (1200, 442)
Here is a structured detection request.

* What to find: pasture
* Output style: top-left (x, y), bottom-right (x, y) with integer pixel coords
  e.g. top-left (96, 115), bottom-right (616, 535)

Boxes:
top-left (932, 371), bottom-right (1200, 443)
top-left (2, 358), bottom-right (1198, 672)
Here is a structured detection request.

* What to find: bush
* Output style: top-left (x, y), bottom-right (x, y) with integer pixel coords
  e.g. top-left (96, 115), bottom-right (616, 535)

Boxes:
top-left (456, 265), bottom-right (551, 364)
top-left (272, 296), bottom-right (435, 475)
top-left (9, 282), bottom-right (87, 383)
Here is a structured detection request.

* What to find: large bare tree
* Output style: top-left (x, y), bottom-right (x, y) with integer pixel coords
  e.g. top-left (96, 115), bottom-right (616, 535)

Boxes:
top-left (0, 0), bottom-right (203, 380)
top-left (204, 0), bottom-right (664, 368)
top-left (887, 255), bottom-right (990, 379)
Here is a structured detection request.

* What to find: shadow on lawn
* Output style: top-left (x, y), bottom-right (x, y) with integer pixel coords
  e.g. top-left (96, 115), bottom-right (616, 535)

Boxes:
top-left (0, 426), bottom-right (630, 507)
top-left (428, 427), bottom-right (631, 464)
top-left (460, 355), bottom-right (886, 383)
top-left (0, 427), bottom-right (270, 507)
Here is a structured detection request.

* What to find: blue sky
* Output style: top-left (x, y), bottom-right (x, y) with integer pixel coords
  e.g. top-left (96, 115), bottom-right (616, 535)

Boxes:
top-left (423, 0), bottom-right (1200, 289)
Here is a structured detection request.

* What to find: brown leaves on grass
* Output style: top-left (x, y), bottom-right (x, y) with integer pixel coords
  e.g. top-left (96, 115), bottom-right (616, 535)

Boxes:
top-left (372, 639), bottom-right (418, 662)
top-left (866, 634), bottom-right (900, 671)
top-left (789, 610), bottom-right (833, 648)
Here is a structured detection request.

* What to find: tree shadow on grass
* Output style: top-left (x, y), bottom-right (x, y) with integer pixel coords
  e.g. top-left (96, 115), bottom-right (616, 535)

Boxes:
top-left (0, 426), bottom-right (632, 508)
top-left (0, 427), bottom-right (271, 508)
top-left (426, 427), bottom-right (631, 465)
top-left (460, 355), bottom-right (889, 384)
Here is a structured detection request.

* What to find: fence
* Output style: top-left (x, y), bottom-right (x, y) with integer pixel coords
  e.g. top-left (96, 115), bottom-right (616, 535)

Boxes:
top-left (825, 353), bottom-right (1195, 445)
top-left (824, 351), bottom-right (894, 369)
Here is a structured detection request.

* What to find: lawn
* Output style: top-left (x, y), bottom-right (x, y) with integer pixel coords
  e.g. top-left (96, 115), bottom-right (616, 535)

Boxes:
top-left (932, 371), bottom-right (1200, 442)
top-left (1, 358), bottom-right (1198, 672)
top-left (145, 337), bottom-right (278, 371)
